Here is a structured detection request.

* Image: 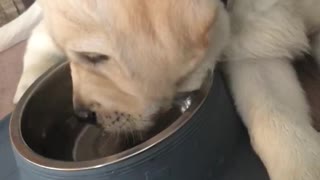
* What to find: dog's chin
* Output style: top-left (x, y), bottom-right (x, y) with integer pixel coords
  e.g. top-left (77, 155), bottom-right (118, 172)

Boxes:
top-left (95, 113), bottom-right (155, 133)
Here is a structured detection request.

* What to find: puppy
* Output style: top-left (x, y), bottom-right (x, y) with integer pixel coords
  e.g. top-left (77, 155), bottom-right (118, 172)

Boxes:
top-left (12, 0), bottom-right (230, 132)
top-left (1, 0), bottom-right (320, 179)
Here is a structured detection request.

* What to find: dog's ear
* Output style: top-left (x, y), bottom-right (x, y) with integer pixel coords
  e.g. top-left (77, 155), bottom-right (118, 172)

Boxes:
top-left (171, 0), bottom-right (218, 49)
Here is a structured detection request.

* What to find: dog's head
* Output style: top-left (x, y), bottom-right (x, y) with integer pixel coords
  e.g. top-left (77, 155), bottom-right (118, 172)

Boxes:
top-left (40, 0), bottom-right (222, 132)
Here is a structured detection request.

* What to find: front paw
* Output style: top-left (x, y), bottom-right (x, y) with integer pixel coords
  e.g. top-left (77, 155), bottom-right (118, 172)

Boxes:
top-left (257, 132), bottom-right (320, 180)
top-left (269, 154), bottom-right (320, 180)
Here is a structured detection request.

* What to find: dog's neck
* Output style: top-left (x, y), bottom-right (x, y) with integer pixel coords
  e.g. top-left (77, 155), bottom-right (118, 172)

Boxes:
top-left (177, 2), bottom-right (230, 93)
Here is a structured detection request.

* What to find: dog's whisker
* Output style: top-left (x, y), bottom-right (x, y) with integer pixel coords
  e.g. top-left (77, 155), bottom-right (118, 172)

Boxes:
top-left (127, 119), bottom-right (136, 144)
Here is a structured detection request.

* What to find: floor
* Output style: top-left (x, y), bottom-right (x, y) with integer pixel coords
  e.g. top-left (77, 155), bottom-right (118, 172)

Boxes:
top-left (0, 41), bottom-right (25, 119)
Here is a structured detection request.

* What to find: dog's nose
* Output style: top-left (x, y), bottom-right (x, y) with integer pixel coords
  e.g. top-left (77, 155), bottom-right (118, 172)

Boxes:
top-left (73, 99), bottom-right (91, 118)
top-left (73, 104), bottom-right (97, 124)
top-left (74, 105), bottom-right (91, 119)
top-left (73, 97), bottom-right (97, 124)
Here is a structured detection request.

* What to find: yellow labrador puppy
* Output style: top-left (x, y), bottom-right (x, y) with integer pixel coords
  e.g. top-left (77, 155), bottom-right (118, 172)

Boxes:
top-left (1, 0), bottom-right (320, 179)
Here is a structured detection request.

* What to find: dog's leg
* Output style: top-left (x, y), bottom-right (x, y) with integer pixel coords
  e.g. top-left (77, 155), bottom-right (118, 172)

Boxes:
top-left (13, 22), bottom-right (65, 103)
top-left (225, 59), bottom-right (320, 180)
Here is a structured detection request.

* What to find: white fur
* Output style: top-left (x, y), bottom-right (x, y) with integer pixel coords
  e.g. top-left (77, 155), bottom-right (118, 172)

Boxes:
top-left (4, 0), bottom-right (320, 180)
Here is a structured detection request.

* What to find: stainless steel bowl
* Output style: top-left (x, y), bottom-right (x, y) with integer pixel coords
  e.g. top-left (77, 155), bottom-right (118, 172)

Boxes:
top-left (10, 62), bottom-right (243, 180)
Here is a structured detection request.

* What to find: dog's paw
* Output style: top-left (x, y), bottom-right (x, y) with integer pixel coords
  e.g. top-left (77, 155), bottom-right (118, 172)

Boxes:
top-left (269, 159), bottom-right (320, 180)
top-left (263, 132), bottom-right (320, 180)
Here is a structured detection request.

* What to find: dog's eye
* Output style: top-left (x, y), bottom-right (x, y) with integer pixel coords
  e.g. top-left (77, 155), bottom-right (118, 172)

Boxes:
top-left (78, 52), bottom-right (109, 64)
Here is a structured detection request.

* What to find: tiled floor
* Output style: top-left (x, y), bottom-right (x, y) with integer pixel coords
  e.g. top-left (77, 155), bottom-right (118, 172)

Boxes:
top-left (0, 41), bottom-right (25, 119)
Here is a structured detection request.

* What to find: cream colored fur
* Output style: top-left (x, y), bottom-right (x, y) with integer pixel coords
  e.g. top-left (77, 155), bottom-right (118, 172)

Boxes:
top-left (224, 0), bottom-right (320, 179)
top-left (1, 0), bottom-right (320, 179)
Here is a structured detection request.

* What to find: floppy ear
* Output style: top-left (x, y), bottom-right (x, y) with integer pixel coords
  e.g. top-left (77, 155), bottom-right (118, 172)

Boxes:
top-left (171, 0), bottom-right (218, 49)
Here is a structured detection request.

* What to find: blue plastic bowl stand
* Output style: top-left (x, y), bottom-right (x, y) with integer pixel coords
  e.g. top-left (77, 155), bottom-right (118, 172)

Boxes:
top-left (0, 114), bottom-right (269, 180)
